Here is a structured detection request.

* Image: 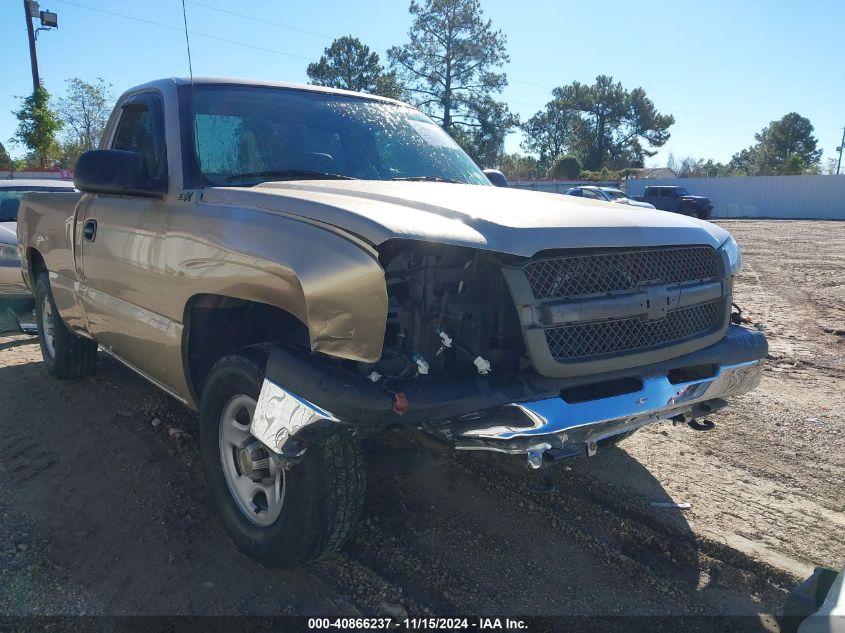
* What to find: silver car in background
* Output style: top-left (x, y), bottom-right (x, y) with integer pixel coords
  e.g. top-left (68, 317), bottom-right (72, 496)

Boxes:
top-left (1, 179), bottom-right (75, 328)
top-left (566, 185), bottom-right (656, 209)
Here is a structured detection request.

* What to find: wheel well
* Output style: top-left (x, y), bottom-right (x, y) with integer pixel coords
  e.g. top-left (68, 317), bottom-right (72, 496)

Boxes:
top-left (28, 248), bottom-right (47, 286)
top-left (183, 295), bottom-right (310, 402)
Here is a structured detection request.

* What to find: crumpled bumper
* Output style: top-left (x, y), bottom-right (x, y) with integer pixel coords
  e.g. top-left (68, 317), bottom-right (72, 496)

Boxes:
top-left (450, 357), bottom-right (762, 466)
top-left (251, 326), bottom-right (767, 464)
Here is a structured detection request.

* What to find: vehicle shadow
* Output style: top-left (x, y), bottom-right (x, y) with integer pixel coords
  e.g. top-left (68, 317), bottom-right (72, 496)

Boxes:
top-left (360, 432), bottom-right (779, 625)
top-left (0, 351), bottom-right (777, 627)
top-left (0, 354), bottom-right (358, 616)
top-left (0, 336), bottom-right (37, 352)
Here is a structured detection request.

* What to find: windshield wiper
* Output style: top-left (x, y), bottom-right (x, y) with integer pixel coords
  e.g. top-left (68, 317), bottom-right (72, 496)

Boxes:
top-left (226, 169), bottom-right (356, 184)
top-left (391, 176), bottom-right (460, 183)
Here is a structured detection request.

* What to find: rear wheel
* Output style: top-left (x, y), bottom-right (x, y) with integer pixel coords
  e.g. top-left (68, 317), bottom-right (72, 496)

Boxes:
top-left (34, 272), bottom-right (97, 379)
top-left (198, 352), bottom-right (365, 567)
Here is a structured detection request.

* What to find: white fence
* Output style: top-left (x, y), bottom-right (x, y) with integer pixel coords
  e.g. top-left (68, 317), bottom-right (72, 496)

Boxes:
top-left (624, 175), bottom-right (845, 220)
top-left (1, 170), bottom-right (73, 180)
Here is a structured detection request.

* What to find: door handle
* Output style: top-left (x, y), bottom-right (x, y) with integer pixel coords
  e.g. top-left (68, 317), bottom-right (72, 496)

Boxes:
top-left (83, 219), bottom-right (98, 242)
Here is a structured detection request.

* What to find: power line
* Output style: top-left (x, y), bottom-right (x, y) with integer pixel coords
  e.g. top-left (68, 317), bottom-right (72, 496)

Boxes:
top-left (186, 0), bottom-right (333, 41)
top-left (53, 0), bottom-right (313, 62)
top-left (50, 0), bottom-right (772, 133)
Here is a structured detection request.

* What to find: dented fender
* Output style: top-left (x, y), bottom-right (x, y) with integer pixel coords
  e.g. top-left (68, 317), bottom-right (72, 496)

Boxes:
top-left (172, 194), bottom-right (389, 364)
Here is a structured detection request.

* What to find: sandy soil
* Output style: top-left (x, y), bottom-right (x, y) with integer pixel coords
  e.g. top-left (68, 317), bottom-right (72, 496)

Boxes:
top-left (0, 220), bottom-right (842, 629)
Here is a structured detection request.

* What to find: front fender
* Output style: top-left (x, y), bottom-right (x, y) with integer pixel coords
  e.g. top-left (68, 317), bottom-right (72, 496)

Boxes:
top-left (169, 200), bottom-right (388, 363)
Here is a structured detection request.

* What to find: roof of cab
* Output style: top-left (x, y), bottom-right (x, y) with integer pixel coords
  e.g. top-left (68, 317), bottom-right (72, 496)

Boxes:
top-left (123, 77), bottom-right (407, 107)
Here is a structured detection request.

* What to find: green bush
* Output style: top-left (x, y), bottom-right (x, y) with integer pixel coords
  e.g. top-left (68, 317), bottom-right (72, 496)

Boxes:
top-left (545, 155), bottom-right (582, 179)
top-left (578, 167), bottom-right (640, 182)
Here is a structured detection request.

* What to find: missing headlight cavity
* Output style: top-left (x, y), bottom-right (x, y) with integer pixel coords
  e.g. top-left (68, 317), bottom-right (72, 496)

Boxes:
top-left (372, 240), bottom-right (525, 379)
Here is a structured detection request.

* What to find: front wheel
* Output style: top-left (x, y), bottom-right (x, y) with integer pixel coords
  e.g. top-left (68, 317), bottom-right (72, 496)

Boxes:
top-left (198, 352), bottom-right (365, 568)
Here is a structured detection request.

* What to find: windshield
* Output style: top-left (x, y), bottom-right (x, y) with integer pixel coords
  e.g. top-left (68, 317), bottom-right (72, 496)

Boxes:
top-left (675, 187), bottom-right (690, 195)
top-left (0, 187), bottom-right (74, 221)
top-left (189, 85), bottom-right (490, 187)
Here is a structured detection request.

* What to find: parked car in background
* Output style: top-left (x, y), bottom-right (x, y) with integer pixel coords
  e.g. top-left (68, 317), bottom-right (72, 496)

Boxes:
top-left (483, 169), bottom-right (509, 187)
top-left (636, 186), bottom-right (713, 219)
top-left (1, 179), bottom-right (75, 329)
top-left (598, 187), bottom-right (656, 210)
top-left (565, 186), bottom-right (655, 209)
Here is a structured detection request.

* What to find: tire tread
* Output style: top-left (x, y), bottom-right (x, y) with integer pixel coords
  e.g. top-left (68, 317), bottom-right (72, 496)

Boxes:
top-left (199, 352), bottom-right (365, 568)
top-left (34, 272), bottom-right (97, 379)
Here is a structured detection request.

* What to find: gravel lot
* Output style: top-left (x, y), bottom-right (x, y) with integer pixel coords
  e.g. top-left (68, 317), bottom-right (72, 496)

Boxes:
top-left (0, 220), bottom-right (842, 629)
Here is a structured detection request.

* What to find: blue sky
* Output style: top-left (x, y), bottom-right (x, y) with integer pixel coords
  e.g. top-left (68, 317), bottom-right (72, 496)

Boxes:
top-left (2, 0), bottom-right (844, 167)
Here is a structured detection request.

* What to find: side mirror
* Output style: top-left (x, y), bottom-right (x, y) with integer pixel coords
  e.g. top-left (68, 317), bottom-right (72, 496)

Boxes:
top-left (74, 149), bottom-right (164, 198)
top-left (483, 169), bottom-right (509, 188)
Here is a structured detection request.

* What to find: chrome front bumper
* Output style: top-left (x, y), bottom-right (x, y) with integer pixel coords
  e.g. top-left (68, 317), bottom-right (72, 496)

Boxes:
top-left (451, 359), bottom-right (764, 466)
top-left (250, 328), bottom-right (766, 468)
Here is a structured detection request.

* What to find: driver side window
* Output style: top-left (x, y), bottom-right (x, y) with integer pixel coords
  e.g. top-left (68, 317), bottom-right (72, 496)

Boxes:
top-left (112, 106), bottom-right (160, 180)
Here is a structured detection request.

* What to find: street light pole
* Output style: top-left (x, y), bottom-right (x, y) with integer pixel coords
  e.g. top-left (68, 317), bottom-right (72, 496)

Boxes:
top-left (23, 0), bottom-right (40, 92)
top-left (836, 127), bottom-right (845, 176)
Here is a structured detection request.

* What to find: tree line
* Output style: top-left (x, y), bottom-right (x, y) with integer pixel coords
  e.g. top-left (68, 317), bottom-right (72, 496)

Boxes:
top-left (2, 77), bottom-right (113, 172)
top-left (4, 0), bottom-right (830, 179)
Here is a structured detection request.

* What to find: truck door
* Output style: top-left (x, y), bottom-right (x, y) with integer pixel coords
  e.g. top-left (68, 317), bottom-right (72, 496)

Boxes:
top-left (77, 93), bottom-right (180, 389)
top-left (659, 187), bottom-right (673, 211)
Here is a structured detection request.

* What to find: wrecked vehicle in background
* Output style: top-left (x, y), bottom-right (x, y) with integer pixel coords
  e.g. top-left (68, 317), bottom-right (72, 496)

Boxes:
top-left (16, 78), bottom-right (767, 567)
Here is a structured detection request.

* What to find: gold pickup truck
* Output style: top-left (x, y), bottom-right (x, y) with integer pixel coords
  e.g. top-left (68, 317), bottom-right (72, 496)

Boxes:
top-left (16, 77), bottom-right (766, 567)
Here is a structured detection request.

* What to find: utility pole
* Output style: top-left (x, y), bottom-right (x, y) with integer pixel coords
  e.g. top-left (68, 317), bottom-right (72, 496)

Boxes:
top-left (836, 127), bottom-right (845, 176)
top-left (23, 0), bottom-right (40, 92)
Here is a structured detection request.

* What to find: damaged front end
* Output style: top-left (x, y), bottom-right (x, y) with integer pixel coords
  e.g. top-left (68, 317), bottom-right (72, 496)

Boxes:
top-left (250, 240), bottom-right (767, 468)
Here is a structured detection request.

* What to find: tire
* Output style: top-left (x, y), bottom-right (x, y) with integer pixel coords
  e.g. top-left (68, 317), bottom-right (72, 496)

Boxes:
top-left (697, 208), bottom-right (711, 220)
top-left (680, 203), bottom-right (696, 217)
top-left (198, 352), bottom-right (365, 568)
top-left (34, 272), bottom-right (98, 379)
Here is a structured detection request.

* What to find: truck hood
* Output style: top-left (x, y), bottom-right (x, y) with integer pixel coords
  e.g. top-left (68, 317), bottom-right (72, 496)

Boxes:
top-left (0, 222), bottom-right (17, 246)
top-left (202, 181), bottom-right (729, 257)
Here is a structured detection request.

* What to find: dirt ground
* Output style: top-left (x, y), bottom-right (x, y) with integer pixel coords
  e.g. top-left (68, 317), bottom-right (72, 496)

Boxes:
top-left (0, 220), bottom-right (842, 629)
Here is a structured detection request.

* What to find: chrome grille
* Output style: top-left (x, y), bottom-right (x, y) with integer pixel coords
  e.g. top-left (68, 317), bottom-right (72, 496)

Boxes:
top-left (544, 300), bottom-right (722, 361)
top-left (523, 247), bottom-right (721, 300)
